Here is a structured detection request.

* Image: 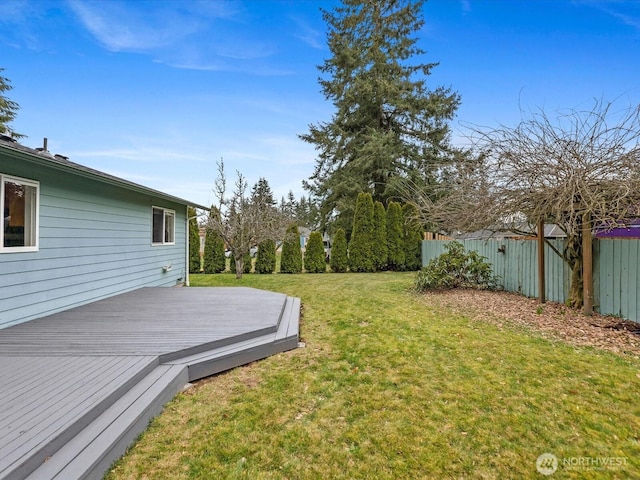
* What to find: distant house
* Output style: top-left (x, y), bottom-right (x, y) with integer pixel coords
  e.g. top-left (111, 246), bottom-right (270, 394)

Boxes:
top-left (0, 138), bottom-right (206, 328)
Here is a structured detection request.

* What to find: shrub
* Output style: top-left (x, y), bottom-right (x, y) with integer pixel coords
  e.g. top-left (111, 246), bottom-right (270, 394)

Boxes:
top-left (280, 223), bottom-right (303, 273)
top-left (330, 228), bottom-right (348, 273)
top-left (244, 252), bottom-right (252, 273)
top-left (255, 239), bottom-right (276, 274)
top-left (203, 227), bottom-right (226, 273)
top-left (372, 201), bottom-right (387, 271)
top-left (348, 192), bottom-right (375, 272)
top-left (305, 231), bottom-right (326, 273)
top-left (415, 241), bottom-right (499, 291)
top-left (188, 209), bottom-right (201, 273)
top-left (403, 203), bottom-right (423, 271)
top-left (386, 201), bottom-right (405, 271)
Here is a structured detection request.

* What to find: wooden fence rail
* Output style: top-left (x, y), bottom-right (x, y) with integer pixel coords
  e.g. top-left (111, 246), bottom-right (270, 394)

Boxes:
top-left (422, 238), bottom-right (640, 323)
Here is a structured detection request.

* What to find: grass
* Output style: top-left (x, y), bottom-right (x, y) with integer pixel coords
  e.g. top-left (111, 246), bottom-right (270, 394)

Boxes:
top-left (106, 273), bottom-right (640, 479)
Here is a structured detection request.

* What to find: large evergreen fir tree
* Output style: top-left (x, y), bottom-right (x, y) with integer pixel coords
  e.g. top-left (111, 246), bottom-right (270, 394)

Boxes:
top-left (348, 192), bottom-right (375, 272)
top-left (0, 68), bottom-right (23, 139)
top-left (386, 201), bottom-right (405, 271)
top-left (300, 0), bottom-right (460, 232)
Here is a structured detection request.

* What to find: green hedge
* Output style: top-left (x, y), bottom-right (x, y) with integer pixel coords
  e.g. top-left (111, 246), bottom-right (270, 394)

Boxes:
top-left (255, 239), bottom-right (276, 274)
top-left (330, 228), bottom-right (348, 273)
top-left (386, 201), bottom-right (405, 271)
top-left (203, 228), bottom-right (226, 273)
top-left (280, 223), bottom-right (303, 273)
top-left (305, 231), bottom-right (326, 273)
top-left (348, 192), bottom-right (375, 272)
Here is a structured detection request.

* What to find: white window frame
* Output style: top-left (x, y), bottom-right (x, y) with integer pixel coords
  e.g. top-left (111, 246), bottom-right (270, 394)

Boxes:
top-left (152, 206), bottom-right (175, 245)
top-left (1, 174), bottom-right (40, 253)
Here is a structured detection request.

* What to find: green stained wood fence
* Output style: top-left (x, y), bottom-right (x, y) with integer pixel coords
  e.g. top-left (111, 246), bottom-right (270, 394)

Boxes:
top-left (422, 238), bottom-right (640, 323)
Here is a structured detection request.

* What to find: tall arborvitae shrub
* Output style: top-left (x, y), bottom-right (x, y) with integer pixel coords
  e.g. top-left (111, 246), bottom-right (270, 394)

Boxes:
top-left (280, 223), bottom-right (303, 273)
top-left (188, 208), bottom-right (201, 273)
top-left (330, 228), bottom-right (348, 273)
top-left (386, 201), bottom-right (405, 271)
top-left (372, 201), bottom-right (388, 271)
top-left (255, 238), bottom-right (276, 274)
top-left (403, 203), bottom-right (423, 271)
top-left (203, 227), bottom-right (226, 273)
top-left (305, 231), bottom-right (326, 273)
top-left (348, 192), bottom-right (375, 272)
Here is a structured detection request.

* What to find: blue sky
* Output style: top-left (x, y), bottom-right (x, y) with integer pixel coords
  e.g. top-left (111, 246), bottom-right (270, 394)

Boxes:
top-left (2, 0), bottom-right (640, 208)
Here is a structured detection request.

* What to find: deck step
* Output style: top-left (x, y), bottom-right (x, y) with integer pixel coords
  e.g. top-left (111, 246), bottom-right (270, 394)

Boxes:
top-left (171, 296), bottom-right (300, 382)
top-left (25, 364), bottom-right (188, 480)
top-left (0, 356), bottom-right (158, 480)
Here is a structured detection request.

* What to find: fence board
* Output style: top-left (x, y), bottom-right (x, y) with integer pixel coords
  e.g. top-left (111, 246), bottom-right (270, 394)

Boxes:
top-left (422, 237), bottom-right (640, 323)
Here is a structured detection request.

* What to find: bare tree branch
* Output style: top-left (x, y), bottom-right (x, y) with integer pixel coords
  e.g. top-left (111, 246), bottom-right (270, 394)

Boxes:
top-left (403, 99), bottom-right (640, 307)
top-left (207, 159), bottom-right (289, 278)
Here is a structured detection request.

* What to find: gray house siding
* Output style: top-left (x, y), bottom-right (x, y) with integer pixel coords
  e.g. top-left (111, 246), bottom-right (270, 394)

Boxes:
top-left (0, 148), bottom-right (192, 328)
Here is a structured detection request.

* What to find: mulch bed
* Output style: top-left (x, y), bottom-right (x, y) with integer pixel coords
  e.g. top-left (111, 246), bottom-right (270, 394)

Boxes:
top-left (421, 289), bottom-right (640, 359)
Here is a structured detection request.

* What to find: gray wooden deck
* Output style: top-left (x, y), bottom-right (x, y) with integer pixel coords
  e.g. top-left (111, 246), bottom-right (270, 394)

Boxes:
top-left (0, 287), bottom-right (300, 480)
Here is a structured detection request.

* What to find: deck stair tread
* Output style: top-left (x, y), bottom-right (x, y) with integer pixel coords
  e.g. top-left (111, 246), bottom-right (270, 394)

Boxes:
top-left (25, 365), bottom-right (188, 480)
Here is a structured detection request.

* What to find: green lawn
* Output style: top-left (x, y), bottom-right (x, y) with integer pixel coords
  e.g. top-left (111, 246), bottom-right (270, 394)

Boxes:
top-left (107, 273), bottom-right (640, 479)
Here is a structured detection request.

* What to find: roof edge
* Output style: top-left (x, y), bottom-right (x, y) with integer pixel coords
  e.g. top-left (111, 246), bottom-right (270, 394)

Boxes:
top-left (0, 140), bottom-right (208, 210)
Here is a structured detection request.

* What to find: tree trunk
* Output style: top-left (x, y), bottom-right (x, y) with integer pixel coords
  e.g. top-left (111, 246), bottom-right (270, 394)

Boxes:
top-left (567, 256), bottom-right (583, 308)
top-left (564, 233), bottom-right (583, 309)
top-left (235, 258), bottom-right (244, 279)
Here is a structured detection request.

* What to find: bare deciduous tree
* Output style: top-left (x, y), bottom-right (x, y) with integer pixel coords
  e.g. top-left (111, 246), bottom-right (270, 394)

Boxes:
top-left (208, 160), bottom-right (289, 278)
top-left (406, 99), bottom-right (640, 307)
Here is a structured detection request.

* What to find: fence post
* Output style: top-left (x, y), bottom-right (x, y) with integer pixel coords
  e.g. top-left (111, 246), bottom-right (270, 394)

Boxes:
top-left (583, 214), bottom-right (593, 316)
top-left (537, 220), bottom-right (546, 304)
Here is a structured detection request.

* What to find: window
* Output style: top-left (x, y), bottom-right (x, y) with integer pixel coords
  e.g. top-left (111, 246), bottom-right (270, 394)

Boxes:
top-left (152, 207), bottom-right (175, 245)
top-left (1, 175), bottom-right (39, 252)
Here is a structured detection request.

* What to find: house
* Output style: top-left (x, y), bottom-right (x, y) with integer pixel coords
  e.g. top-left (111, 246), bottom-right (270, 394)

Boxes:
top-left (0, 137), bottom-right (207, 328)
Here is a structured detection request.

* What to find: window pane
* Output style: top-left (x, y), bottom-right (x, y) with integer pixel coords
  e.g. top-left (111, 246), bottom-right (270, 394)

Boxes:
top-left (4, 181), bottom-right (37, 247)
top-left (152, 207), bottom-right (164, 243)
top-left (165, 211), bottom-right (175, 243)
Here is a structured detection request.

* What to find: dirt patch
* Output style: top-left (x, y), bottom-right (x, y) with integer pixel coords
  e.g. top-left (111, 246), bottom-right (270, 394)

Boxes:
top-left (421, 289), bottom-right (640, 359)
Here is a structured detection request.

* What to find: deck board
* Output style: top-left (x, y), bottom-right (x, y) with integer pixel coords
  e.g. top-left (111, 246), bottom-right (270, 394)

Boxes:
top-left (0, 287), bottom-right (286, 356)
top-left (0, 286), bottom-right (299, 480)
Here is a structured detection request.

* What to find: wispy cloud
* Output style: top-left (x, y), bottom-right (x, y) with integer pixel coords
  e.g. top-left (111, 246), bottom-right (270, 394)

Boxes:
top-left (159, 58), bottom-right (293, 77)
top-left (460, 0), bottom-right (472, 14)
top-left (290, 15), bottom-right (324, 49)
top-left (66, 0), bottom-right (285, 74)
top-left (0, 2), bottom-right (54, 51)
top-left (67, 0), bottom-right (204, 52)
top-left (577, 0), bottom-right (640, 32)
top-left (69, 147), bottom-right (204, 163)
